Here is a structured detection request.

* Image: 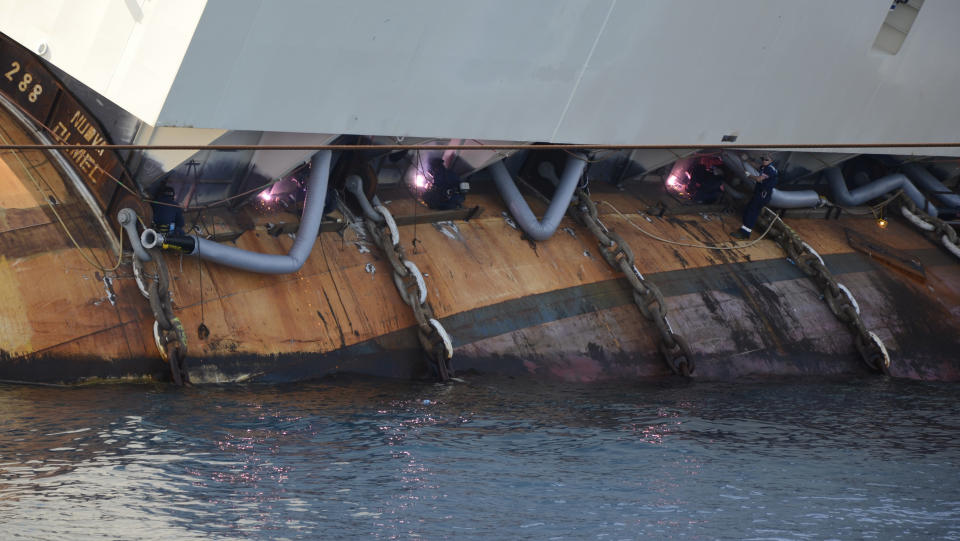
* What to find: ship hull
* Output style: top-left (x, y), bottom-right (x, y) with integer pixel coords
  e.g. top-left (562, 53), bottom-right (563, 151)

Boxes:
top-left (2, 81), bottom-right (959, 384)
top-left (2, 143), bottom-right (958, 385)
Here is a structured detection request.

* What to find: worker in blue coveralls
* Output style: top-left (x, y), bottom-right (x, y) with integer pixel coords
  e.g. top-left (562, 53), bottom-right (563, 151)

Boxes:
top-left (731, 153), bottom-right (778, 240)
top-left (151, 185), bottom-right (185, 236)
top-left (422, 158), bottom-right (466, 210)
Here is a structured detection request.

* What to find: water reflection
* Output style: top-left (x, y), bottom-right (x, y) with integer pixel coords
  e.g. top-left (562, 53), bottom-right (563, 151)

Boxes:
top-left (1, 376), bottom-right (958, 539)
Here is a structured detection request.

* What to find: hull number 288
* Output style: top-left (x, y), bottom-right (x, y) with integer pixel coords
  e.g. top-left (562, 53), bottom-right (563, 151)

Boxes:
top-left (5, 61), bottom-right (43, 103)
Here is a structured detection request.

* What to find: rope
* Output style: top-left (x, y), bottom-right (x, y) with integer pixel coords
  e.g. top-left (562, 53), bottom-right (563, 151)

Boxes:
top-left (597, 200), bottom-right (780, 250)
top-left (0, 129), bottom-right (124, 272)
top-left (145, 177), bottom-right (281, 211)
top-left (197, 210), bottom-right (206, 329)
top-left (562, 148), bottom-right (618, 163)
top-left (572, 190), bottom-right (694, 376)
top-left (822, 190), bottom-right (903, 216)
top-left (411, 149), bottom-right (423, 253)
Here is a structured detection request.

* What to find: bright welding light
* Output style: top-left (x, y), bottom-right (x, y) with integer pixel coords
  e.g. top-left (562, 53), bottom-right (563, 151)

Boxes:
top-left (414, 173), bottom-right (427, 189)
top-left (259, 190), bottom-right (273, 202)
top-left (666, 174), bottom-right (682, 190)
top-left (877, 218), bottom-right (888, 229)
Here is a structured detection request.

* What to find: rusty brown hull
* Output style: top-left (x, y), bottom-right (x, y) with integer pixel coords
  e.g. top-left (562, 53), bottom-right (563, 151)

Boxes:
top-left (2, 114), bottom-right (960, 384)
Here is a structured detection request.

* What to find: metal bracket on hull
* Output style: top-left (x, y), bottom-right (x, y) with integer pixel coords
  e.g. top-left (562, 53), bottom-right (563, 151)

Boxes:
top-left (845, 228), bottom-right (926, 279)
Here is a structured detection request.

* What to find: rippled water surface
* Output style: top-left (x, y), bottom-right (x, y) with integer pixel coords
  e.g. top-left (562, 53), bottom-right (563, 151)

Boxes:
top-left (1, 376), bottom-right (958, 540)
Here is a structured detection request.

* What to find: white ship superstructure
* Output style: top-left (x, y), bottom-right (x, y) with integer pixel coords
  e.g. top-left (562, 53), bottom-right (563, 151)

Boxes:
top-left (2, 0), bottom-right (956, 152)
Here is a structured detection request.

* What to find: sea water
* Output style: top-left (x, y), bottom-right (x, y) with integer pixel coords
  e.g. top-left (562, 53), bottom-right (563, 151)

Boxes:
top-left (1, 376), bottom-right (958, 540)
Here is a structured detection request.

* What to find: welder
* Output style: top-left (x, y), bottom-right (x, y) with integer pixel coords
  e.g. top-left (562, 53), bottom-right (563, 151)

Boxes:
top-left (422, 158), bottom-right (468, 210)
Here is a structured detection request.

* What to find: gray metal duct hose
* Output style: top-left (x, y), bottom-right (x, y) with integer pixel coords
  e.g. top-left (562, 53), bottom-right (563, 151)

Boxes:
top-left (824, 167), bottom-right (937, 215)
top-left (490, 154), bottom-right (588, 241)
top-left (141, 150), bottom-right (332, 274)
top-left (901, 164), bottom-right (960, 212)
top-left (721, 151), bottom-right (822, 208)
top-left (345, 174), bottom-right (383, 223)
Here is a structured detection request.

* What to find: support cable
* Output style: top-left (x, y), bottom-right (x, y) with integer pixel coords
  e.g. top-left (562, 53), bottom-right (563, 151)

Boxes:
top-left (572, 190), bottom-right (695, 376)
top-left (756, 208), bottom-right (891, 374)
top-left (351, 187), bottom-right (454, 381)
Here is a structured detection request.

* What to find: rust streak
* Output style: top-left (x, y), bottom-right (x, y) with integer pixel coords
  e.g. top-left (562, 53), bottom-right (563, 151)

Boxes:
top-left (26, 321), bottom-right (138, 357)
top-left (321, 288), bottom-right (347, 349)
top-left (687, 212), bottom-right (794, 356)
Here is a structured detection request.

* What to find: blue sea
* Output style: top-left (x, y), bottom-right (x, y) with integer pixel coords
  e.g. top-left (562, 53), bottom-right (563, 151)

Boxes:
top-left (1, 376), bottom-right (958, 540)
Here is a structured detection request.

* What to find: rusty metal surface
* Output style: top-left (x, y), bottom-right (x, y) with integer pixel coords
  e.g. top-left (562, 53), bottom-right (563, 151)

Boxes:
top-left (0, 32), bottom-right (134, 214)
top-left (4, 242), bottom-right (959, 384)
top-left (845, 227), bottom-right (925, 279)
top-left (1, 103), bottom-right (959, 384)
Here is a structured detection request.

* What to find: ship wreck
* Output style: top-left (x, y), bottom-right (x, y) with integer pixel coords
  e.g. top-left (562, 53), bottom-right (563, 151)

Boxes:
top-left (0, 0), bottom-right (958, 385)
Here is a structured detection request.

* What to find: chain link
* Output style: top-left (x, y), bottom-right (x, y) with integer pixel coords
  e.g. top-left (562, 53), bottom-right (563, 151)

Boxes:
top-left (573, 190), bottom-right (694, 376)
top-left (757, 211), bottom-right (890, 374)
top-left (365, 209), bottom-right (454, 381)
top-left (142, 248), bottom-right (189, 384)
top-left (897, 194), bottom-right (960, 260)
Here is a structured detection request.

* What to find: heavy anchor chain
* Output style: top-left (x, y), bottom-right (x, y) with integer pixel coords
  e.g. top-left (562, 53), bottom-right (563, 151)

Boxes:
top-left (896, 194), bottom-right (960, 260)
top-left (572, 190), bottom-right (694, 376)
top-left (365, 205), bottom-right (454, 382)
top-left (757, 210), bottom-right (891, 375)
top-left (133, 248), bottom-right (189, 385)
